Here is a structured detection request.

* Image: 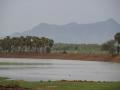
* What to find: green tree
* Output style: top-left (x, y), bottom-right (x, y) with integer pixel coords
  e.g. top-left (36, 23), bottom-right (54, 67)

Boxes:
top-left (114, 32), bottom-right (120, 54)
top-left (0, 36), bottom-right (54, 54)
top-left (101, 40), bottom-right (116, 55)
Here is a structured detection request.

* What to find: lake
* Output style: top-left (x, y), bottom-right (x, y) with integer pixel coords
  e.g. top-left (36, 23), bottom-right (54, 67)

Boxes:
top-left (0, 58), bottom-right (120, 81)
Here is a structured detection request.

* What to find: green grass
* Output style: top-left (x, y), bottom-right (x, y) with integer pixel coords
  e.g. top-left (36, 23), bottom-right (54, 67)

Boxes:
top-left (0, 77), bottom-right (120, 90)
top-left (52, 43), bottom-right (108, 55)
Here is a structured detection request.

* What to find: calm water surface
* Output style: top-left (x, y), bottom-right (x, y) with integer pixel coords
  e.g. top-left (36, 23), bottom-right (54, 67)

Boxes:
top-left (0, 58), bottom-right (120, 81)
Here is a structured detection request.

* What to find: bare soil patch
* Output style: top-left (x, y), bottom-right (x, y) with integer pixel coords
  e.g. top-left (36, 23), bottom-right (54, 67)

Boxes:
top-left (0, 52), bottom-right (120, 62)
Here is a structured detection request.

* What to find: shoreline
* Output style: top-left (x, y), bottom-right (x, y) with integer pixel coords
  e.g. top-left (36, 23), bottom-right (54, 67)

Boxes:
top-left (0, 52), bottom-right (120, 62)
top-left (0, 77), bottom-right (120, 90)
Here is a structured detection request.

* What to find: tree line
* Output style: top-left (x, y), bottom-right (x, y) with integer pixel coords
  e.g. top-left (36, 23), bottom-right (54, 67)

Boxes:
top-left (0, 36), bottom-right (54, 53)
top-left (102, 32), bottom-right (120, 55)
top-left (0, 32), bottom-right (119, 55)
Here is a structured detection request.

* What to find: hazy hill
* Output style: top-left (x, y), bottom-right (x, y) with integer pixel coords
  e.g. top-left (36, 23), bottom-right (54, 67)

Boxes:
top-left (12, 19), bottom-right (120, 44)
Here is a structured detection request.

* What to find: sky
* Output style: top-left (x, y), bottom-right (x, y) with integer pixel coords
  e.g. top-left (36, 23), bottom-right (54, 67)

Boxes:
top-left (0, 0), bottom-right (120, 36)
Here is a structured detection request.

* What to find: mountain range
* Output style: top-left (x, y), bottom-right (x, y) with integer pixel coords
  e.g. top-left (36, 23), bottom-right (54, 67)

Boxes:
top-left (12, 19), bottom-right (120, 44)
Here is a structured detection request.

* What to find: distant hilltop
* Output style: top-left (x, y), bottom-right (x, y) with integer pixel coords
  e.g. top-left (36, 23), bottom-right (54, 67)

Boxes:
top-left (11, 19), bottom-right (120, 44)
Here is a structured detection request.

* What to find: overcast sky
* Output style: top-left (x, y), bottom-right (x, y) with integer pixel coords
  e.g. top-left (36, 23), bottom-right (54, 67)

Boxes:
top-left (0, 0), bottom-right (120, 36)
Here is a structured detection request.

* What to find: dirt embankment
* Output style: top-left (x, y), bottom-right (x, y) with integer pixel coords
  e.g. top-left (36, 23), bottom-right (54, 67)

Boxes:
top-left (0, 85), bottom-right (30, 90)
top-left (0, 52), bottom-right (120, 62)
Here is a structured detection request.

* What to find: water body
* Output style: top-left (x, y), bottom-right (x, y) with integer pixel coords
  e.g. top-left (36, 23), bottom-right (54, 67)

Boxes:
top-left (0, 58), bottom-right (120, 81)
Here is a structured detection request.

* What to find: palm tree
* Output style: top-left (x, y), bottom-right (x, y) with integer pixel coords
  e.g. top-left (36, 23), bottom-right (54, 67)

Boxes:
top-left (0, 36), bottom-right (54, 54)
top-left (11, 37), bottom-right (20, 52)
top-left (46, 39), bottom-right (54, 53)
top-left (4, 36), bottom-right (11, 52)
top-left (25, 36), bottom-right (32, 52)
top-left (19, 36), bottom-right (25, 52)
top-left (32, 36), bottom-right (38, 52)
top-left (37, 38), bottom-right (42, 53)
top-left (0, 38), bottom-right (3, 52)
top-left (41, 37), bottom-right (50, 53)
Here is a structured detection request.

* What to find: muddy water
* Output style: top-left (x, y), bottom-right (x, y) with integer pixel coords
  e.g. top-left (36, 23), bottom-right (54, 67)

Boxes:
top-left (0, 58), bottom-right (120, 81)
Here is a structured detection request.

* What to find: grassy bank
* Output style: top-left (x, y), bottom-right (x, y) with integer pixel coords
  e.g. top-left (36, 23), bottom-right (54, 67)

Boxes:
top-left (0, 77), bottom-right (120, 90)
